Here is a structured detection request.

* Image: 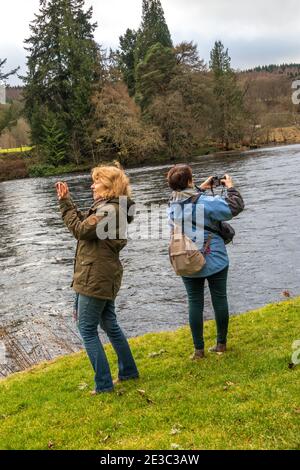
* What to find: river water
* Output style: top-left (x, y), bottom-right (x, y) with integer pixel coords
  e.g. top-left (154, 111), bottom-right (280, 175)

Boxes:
top-left (0, 144), bottom-right (300, 372)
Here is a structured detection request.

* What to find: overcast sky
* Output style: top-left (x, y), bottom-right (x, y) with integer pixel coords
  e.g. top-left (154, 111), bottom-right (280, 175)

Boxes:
top-left (1, 0), bottom-right (300, 85)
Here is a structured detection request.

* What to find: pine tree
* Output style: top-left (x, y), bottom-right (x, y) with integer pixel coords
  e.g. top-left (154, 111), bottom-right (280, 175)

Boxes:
top-left (23, 0), bottom-right (101, 163)
top-left (209, 40), bottom-right (246, 149)
top-left (135, 43), bottom-right (176, 110)
top-left (0, 58), bottom-right (19, 83)
top-left (118, 29), bottom-right (137, 96)
top-left (40, 111), bottom-right (67, 166)
top-left (210, 41), bottom-right (232, 78)
top-left (134, 0), bottom-right (173, 67)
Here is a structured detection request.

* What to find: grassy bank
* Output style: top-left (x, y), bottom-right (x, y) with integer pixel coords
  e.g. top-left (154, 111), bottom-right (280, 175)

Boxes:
top-left (0, 297), bottom-right (299, 450)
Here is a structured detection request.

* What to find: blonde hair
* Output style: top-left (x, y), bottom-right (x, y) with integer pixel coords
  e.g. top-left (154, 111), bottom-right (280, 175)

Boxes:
top-left (91, 161), bottom-right (132, 199)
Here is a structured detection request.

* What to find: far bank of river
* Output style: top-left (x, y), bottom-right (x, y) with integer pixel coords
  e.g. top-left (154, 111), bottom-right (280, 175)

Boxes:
top-left (1, 131), bottom-right (300, 183)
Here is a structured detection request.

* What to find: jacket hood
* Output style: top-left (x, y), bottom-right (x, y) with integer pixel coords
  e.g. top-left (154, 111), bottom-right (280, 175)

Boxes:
top-left (169, 188), bottom-right (200, 203)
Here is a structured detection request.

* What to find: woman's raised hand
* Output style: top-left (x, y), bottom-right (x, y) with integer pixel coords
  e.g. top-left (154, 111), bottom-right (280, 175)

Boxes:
top-left (220, 174), bottom-right (234, 189)
top-left (199, 176), bottom-right (214, 190)
top-left (55, 181), bottom-right (69, 200)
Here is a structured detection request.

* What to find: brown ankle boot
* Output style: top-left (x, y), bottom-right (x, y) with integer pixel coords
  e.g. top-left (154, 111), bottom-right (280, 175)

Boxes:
top-left (208, 343), bottom-right (227, 354)
top-left (190, 349), bottom-right (205, 360)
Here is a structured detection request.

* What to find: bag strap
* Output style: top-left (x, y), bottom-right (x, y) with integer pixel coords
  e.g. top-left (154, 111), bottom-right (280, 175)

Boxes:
top-left (202, 233), bottom-right (213, 254)
top-left (170, 192), bottom-right (217, 245)
top-left (190, 193), bottom-right (222, 238)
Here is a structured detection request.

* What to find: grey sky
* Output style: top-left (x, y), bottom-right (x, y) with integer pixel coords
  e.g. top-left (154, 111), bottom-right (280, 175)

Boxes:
top-left (1, 0), bottom-right (300, 85)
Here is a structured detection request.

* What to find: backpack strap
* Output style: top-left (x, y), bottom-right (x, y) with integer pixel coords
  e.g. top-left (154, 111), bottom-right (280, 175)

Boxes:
top-left (189, 193), bottom-right (223, 237)
top-left (202, 233), bottom-right (213, 254)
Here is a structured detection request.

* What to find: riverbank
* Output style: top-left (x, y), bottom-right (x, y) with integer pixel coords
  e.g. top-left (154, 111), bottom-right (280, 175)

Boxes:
top-left (0, 297), bottom-right (299, 450)
top-left (1, 135), bottom-right (300, 183)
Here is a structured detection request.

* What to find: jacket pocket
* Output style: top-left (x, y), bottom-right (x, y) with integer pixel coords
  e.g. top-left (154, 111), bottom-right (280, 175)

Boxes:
top-left (75, 259), bottom-right (93, 286)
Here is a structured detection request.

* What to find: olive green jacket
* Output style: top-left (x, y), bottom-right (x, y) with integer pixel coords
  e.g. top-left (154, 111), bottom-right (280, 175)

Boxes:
top-left (59, 196), bottom-right (135, 300)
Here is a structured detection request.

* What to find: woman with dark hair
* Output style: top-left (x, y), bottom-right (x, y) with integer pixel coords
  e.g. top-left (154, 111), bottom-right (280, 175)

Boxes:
top-left (167, 164), bottom-right (244, 359)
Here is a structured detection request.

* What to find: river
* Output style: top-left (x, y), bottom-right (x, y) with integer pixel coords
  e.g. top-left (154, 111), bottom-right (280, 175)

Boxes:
top-left (0, 143), bottom-right (300, 373)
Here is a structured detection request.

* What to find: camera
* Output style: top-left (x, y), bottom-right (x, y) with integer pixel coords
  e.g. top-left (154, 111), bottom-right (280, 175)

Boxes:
top-left (211, 175), bottom-right (226, 187)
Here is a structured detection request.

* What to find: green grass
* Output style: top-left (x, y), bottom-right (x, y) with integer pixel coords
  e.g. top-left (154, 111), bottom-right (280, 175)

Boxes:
top-left (0, 297), bottom-right (299, 450)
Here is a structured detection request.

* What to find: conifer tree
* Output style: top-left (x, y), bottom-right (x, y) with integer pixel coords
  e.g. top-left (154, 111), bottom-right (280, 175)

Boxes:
top-left (209, 40), bottom-right (246, 149)
top-left (135, 43), bottom-right (176, 110)
top-left (23, 0), bottom-right (101, 163)
top-left (118, 29), bottom-right (137, 96)
top-left (0, 58), bottom-right (19, 83)
top-left (134, 0), bottom-right (173, 67)
top-left (40, 111), bottom-right (67, 166)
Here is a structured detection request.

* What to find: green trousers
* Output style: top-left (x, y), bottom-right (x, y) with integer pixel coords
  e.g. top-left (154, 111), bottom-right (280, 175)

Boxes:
top-left (182, 266), bottom-right (229, 350)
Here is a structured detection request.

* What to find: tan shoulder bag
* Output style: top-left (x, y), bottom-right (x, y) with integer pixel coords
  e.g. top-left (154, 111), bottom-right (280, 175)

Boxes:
top-left (169, 220), bottom-right (212, 276)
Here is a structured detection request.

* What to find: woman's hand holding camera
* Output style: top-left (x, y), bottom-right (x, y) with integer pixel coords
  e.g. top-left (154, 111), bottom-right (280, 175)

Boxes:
top-left (199, 174), bottom-right (234, 190)
top-left (220, 174), bottom-right (234, 189)
top-left (55, 181), bottom-right (69, 200)
top-left (199, 176), bottom-right (215, 190)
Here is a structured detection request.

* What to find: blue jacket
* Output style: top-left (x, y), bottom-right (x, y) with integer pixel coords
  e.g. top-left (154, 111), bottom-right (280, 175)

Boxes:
top-left (167, 187), bottom-right (244, 278)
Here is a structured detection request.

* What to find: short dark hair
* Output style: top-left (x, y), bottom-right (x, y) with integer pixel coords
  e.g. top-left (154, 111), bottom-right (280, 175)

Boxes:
top-left (167, 164), bottom-right (193, 191)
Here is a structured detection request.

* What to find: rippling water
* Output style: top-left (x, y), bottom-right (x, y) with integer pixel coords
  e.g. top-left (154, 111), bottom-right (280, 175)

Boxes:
top-left (1, 143), bottom-right (300, 369)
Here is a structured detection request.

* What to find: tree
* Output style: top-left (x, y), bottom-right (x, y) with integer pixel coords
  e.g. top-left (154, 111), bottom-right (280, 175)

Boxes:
top-left (0, 58), bottom-right (19, 83)
top-left (148, 91), bottom-right (195, 157)
top-left (91, 82), bottom-right (164, 165)
top-left (39, 111), bottom-right (67, 166)
top-left (118, 29), bottom-right (137, 96)
top-left (209, 41), bottom-right (246, 149)
top-left (135, 43), bottom-right (176, 110)
top-left (134, 0), bottom-right (173, 67)
top-left (0, 102), bottom-right (22, 136)
top-left (23, 0), bottom-right (101, 163)
top-left (174, 41), bottom-right (206, 73)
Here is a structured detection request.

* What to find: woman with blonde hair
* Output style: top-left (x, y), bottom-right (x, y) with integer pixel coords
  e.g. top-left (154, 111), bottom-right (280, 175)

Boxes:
top-left (56, 163), bottom-right (139, 394)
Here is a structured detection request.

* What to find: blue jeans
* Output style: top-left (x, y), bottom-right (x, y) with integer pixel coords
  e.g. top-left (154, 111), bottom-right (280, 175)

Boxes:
top-left (77, 294), bottom-right (139, 392)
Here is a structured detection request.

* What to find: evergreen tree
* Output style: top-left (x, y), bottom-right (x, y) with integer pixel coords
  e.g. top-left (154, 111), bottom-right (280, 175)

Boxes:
top-left (135, 43), bottom-right (176, 110)
top-left (134, 0), bottom-right (173, 67)
top-left (209, 40), bottom-right (246, 149)
top-left (40, 111), bottom-right (67, 166)
top-left (118, 29), bottom-right (137, 96)
top-left (23, 0), bottom-right (101, 163)
top-left (0, 58), bottom-right (19, 83)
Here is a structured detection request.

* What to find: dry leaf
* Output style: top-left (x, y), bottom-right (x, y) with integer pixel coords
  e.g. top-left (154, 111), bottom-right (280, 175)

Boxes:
top-left (171, 443), bottom-right (180, 449)
top-left (148, 349), bottom-right (166, 358)
top-left (78, 382), bottom-right (88, 390)
top-left (170, 426), bottom-right (182, 435)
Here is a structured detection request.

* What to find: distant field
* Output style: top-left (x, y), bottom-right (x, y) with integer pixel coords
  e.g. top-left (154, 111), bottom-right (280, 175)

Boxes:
top-left (0, 146), bottom-right (33, 154)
